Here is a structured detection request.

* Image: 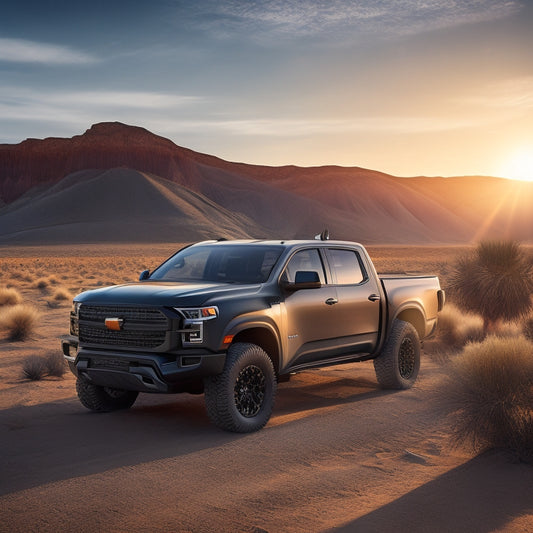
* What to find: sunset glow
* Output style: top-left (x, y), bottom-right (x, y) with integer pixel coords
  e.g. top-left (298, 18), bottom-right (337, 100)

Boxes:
top-left (502, 147), bottom-right (533, 182)
top-left (0, 1), bottom-right (532, 178)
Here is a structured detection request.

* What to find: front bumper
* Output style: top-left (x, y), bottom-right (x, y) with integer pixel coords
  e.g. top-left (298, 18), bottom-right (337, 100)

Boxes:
top-left (60, 335), bottom-right (226, 393)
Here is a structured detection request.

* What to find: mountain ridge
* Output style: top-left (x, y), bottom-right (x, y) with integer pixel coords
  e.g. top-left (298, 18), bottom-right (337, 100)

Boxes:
top-left (1, 122), bottom-right (532, 244)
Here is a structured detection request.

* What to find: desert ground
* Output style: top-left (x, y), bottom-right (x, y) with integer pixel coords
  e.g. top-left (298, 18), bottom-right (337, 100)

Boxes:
top-left (0, 244), bottom-right (532, 533)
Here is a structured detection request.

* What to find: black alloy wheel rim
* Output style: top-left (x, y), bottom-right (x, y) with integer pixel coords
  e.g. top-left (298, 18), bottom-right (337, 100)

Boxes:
top-left (398, 337), bottom-right (416, 379)
top-left (234, 365), bottom-right (266, 417)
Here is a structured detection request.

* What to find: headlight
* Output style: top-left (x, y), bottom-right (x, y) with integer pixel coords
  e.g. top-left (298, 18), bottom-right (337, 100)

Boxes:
top-left (174, 307), bottom-right (218, 345)
top-left (70, 302), bottom-right (81, 336)
top-left (174, 307), bottom-right (218, 320)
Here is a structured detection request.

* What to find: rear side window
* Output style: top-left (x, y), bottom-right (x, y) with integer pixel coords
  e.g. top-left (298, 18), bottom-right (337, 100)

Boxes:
top-left (328, 249), bottom-right (366, 285)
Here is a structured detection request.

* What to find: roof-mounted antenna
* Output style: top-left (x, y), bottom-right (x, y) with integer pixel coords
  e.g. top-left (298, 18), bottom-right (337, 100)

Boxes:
top-left (314, 229), bottom-right (330, 241)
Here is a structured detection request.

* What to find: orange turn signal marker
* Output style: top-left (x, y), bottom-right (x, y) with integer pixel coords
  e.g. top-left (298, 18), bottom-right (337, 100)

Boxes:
top-left (222, 335), bottom-right (234, 345)
top-left (105, 318), bottom-right (124, 331)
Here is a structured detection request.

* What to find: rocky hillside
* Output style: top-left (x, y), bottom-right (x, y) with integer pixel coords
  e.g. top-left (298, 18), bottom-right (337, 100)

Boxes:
top-left (1, 122), bottom-right (532, 244)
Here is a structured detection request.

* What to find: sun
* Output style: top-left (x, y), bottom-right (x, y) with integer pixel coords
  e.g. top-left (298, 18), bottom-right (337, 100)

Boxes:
top-left (502, 147), bottom-right (533, 182)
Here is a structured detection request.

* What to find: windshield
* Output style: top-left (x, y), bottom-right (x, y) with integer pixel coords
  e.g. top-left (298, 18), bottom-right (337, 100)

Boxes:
top-left (149, 244), bottom-right (284, 284)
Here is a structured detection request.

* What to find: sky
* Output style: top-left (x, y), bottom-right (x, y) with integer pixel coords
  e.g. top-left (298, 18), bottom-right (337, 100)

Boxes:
top-left (1, 0), bottom-right (532, 180)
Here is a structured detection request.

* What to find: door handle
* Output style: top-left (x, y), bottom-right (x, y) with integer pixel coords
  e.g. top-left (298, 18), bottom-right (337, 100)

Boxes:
top-left (368, 294), bottom-right (381, 302)
top-left (325, 297), bottom-right (338, 306)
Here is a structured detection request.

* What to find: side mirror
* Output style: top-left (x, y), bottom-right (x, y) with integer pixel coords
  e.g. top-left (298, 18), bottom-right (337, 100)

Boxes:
top-left (139, 269), bottom-right (150, 281)
top-left (282, 270), bottom-right (322, 291)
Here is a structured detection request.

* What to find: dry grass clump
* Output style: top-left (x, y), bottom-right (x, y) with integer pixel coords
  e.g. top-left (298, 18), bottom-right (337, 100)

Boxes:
top-left (444, 335), bottom-right (533, 461)
top-left (523, 314), bottom-right (533, 342)
top-left (22, 355), bottom-right (47, 380)
top-left (51, 287), bottom-right (73, 301)
top-left (435, 303), bottom-right (484, 350)
top-left (44, 351), bottom-right (66, 377)
top-left (0, 304), bottom-right (40, 341)
top-left (33, 277), bottom-right (50, 291)
top-left (9, 271), bottom-right (35, 284)
top-left (21, 351), bottom-right (66, 380)
top-left (0, 287), bottom-right (22, 307)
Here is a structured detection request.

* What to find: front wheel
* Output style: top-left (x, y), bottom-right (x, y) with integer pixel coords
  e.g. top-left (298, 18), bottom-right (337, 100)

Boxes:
top-left (373, 319), bottom-right (421, 389)
top-left (204, 343), bottom-right (277, 433)
top-left (76, 379), bottom-right (139, 412)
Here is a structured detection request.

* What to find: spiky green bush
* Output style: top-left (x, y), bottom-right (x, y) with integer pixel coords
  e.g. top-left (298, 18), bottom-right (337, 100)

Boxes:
top-left (449, 241), bottom-right (533, 334)
top-left (445, 336), bottom-right (533, 461)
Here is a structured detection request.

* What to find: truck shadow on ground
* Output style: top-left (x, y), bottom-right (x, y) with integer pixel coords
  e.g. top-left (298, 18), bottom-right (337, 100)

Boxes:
top-left (0, 370), bottom-right (391, 496)
top-left (327, 450), bottom-right (533, 533)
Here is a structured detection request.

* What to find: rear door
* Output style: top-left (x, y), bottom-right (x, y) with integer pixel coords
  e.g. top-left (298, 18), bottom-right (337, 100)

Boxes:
top-left (324, 247), bottom-right (381, 354)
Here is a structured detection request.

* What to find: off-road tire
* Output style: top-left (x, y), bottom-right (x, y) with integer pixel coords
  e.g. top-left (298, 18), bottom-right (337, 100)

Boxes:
top-left (204, 342), bottom-right (277, 433)
top-left (76, 378), bottom-right (139, 412)
top-left (374, 319), bottom-right (420, 389)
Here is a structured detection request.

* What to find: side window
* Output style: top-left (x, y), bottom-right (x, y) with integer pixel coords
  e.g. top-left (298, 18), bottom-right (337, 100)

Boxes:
top-left (328, 249), bottom-right (366, 285)
top-left (282, 249), bottom-right (326, 284)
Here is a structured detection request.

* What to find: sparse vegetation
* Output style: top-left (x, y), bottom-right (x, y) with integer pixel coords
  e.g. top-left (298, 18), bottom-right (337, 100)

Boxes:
top-left (34, 277), bottom-right (50, 291)
top-left (523, 314), bottom-right (533, 342)
top-left (22, 355), bottom-right (47, 380)
top-left (21, 351), bottom-right (66, 380)
top-left (435, 303), bottom-right (484, 350)
top-left (52, 287), bottom-right (73, 301)
top-left (0, 287), bottom-right (22, 307)
top-left (44, 351), bottom-right (66, 377)
top-left (445, 335), bottom-right (533, 462)
top-left (0, 304), bottom-right (40, 341)
top-left (449, 241), bottom-right (533, 335)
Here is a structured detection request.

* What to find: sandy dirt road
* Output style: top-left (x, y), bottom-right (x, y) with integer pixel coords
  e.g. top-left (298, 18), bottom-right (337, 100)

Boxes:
top-left (0, 246), bottom-right (531, 532)
top-left (2, 358), bottom-right (532, 533)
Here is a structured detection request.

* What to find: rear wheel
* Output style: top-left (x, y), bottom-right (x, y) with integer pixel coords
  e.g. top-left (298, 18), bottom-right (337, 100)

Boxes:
top-left (374, 319), bottom-right (420, 389)
top-left (76, 379), bottom-right (138, 412)
top-left (204, 342), bottom-right (277, 433)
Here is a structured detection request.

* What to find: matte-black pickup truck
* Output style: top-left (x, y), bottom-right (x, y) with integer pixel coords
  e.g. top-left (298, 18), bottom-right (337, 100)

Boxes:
top-left (62, 238), bottom-right (445, 432)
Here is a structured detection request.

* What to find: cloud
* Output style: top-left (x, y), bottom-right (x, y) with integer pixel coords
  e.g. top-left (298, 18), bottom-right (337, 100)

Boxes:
top-left (0, 38), bottom-right (97, 65)
top-left (0, 87), bottom-right (203, 133)
top-left (178, 0), bottom-right (522, 43)
top-left (459, 77), bottom-right (533, 109)
top-left (147, 114), bottom-right (498, 139)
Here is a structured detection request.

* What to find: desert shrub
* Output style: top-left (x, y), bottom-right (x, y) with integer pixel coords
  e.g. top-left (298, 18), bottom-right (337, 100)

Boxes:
top-left (436, 303), bottom-right (484, 350)
top-left (22, 355), bottom-right (47, 381)
top-left (449, 241), bottom-right (533, 334)
top-left (10, 272), bottom-right (34, 283)
top-left (523, 315), bottom-right (533, 342)
top-left (0, 304), bottom-right (40, 341)
top-left (0, 287), bottom-right (22, 307)
top-left (33, 277), bottom-right (50, 291)
top-left (44, 351), bottom-right (66, 377)
top-left (445, 335), bottom-right (533, 461)
top-left (52, 287), bottom-right (72, 301)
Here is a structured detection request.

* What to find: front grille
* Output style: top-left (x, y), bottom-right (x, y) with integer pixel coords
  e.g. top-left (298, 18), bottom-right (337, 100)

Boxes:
top-left (80, 306), bottom-right (167, 326)
top-left (79, 305), bottom-right (168, 349)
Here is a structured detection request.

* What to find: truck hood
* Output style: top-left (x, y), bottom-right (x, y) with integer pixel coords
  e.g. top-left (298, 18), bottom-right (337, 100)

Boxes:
top-left (75, 281), bottom-right (262, 307)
